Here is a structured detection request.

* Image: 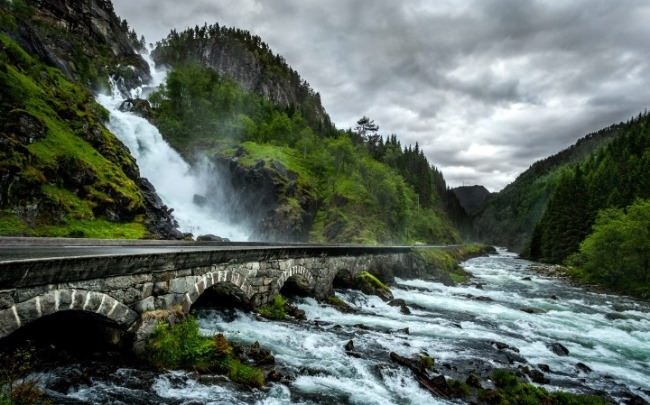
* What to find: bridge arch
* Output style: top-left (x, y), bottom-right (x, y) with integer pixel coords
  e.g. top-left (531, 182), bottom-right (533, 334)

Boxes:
top-left (0, 289), bottom-right (137, 341)
top-left (276, 265), bottom-right (316, 298)
top-left (182, 270), bottom-right (254, 312)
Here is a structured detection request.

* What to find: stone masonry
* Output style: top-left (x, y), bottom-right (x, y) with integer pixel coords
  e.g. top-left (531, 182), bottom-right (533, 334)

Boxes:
top-left (0, 247), bottom-right (414, 343)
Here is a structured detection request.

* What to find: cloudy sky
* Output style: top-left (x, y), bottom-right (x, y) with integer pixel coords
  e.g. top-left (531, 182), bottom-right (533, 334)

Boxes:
top-left (113, 0), bottom-right (650, 191)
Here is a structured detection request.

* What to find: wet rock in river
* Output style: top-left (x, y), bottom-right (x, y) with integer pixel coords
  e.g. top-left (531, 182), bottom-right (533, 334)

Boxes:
top-left (605, 312), bottom-right (627, 321)
top-left (491, 341), bottom-right (520, 353)
top-left (538, 363), bottom-right (551, 373)
top-left (387, 298), bottom-right (412, 314)
top-left (548, 342), bottom-right (570, 356)
top-left (285, 303), bottom-right (306, 320)
top-left (521, 306), bottom-right (545, 314)
top-left (576, 362), bottom-right (592, 373)
top-left (389, 352), bottom-right (450, 398)
top-left (344, 340), bottom-right (354, 352)
top-left (520, 366), bottom-right (549, 384)
top-left (324, 295), bottom-right (356, 313)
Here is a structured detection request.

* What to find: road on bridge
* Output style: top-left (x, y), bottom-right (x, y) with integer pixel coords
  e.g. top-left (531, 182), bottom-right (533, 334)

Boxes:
top-left (0, 237), bottom-right (436, 262)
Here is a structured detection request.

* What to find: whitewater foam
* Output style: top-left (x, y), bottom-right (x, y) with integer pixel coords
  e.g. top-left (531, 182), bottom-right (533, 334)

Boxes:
top-left (95, 54), bottom-right (250, 240)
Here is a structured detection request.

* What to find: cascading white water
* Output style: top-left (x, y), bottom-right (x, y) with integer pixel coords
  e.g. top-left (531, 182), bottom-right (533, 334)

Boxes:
top-left (95, 55), bottom-right (250, 240)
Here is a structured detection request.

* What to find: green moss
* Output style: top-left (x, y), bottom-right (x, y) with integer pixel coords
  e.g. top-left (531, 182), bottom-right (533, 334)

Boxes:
top-left (0, 34), bottom-right (150, 238)
top-left (489, 369), bottom-right (608, 405)
top-left (145, 317), bottom-right (265, 388)
top-left (227, 358), bottom-right (265, 387)
top-left (418, 354), bottom-right (434, 370)
top-left (42, 185), bottom-right (93, 219)
top-left (415, 248), bottom-right (459, 273)
top-left (447, 379), bottom-right (471, 397)
top-left (449, 272), bottom-right (468, 284)
top-left (36, 219), bottom-right (147, 239)
top-left (0, 212), bottom-right (28, 235)
top-left (353, 271), bottom-right (392, 298)
top-left (258, 295), bottom-right (287, 320)
top-left (325, 295), bottom-right (355, 313)
top-left (355, 271), bottom-right (388, 290)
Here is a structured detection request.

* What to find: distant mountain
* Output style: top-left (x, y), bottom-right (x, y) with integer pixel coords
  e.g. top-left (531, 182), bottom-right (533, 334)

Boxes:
top-left (452, 185), bottom-right (491, 216)
top-left (472, 119), bottom-right (625, 252)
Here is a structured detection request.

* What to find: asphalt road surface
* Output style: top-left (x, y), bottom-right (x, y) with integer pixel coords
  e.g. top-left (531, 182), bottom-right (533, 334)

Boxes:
top-left (0, 237), bottom-right (420, 262)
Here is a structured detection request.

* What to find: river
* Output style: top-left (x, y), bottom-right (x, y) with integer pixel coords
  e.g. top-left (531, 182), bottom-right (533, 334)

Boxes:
top-left (30, 249), bottom-right (650, 404)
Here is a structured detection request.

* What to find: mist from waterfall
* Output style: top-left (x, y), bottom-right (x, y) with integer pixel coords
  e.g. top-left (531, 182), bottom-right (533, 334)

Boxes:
top-left (95, 54), bottom-right (251, 241)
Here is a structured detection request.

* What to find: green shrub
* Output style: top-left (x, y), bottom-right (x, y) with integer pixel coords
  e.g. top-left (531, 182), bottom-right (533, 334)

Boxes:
top-left (145, 317), bottom-right (265, 387)
top-left (146, 317), bottom-right (214, 370)
top-left (258, 295), bottom-right (287, 320)
top-left (227, 359), bottom-right (265, 387)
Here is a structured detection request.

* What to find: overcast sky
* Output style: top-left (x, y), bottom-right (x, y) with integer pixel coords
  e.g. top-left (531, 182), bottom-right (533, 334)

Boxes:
top-left (113, 0), bottom-right (650, 191)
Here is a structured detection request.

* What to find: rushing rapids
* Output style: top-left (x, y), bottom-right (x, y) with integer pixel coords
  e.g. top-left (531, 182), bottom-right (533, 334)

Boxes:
top-left (25, 249), bottom-right (650, 404)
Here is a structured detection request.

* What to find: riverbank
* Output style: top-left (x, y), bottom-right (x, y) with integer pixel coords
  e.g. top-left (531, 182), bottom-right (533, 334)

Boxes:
top-left (528, 262), bottom-right (650, 302)
top-left (412, 243), bottom-right (497, 284)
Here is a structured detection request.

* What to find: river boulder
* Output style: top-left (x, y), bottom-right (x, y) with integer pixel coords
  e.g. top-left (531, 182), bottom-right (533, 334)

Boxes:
top-left (547, 342), bottom-right (570, 356)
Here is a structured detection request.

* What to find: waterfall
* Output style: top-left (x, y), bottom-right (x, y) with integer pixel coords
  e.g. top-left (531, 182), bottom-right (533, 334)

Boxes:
top-left (95, 54), bottom-right (250, 241)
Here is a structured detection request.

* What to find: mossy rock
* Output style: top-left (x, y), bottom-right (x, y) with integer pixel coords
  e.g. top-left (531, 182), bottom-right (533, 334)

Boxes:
top-left (353, 271), bottom-right (393, 301)
top-left (325, 295), bottom-right (355, 313)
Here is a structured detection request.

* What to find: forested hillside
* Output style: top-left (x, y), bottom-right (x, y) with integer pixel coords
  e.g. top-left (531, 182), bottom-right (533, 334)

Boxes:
top-left (472, 120), bottom-right (623, 251)
top-left (152, 23), bottom-right (334, 137)
top-left (148, 25), bottom-right (461, 243)
top-left (529, 113), bottom-right (650, 263)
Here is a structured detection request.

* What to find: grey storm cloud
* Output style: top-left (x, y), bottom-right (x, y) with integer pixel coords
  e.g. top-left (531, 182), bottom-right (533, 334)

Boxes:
top-left (113, 0), bottom-right (650, 191)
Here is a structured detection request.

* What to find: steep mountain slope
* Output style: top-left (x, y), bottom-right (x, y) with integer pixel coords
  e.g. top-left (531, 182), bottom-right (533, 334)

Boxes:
top-left (152, 24), bottom-right (334, 138)
top-left (0, 1), bottom-right (180, 238)
top-left (6, 0), bottom-right (149, 92)
top-left (472, 121), bottom-right (623, 252)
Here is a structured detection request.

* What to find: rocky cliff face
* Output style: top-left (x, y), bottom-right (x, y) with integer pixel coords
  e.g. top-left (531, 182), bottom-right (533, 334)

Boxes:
top-left (211, 151), bottom-right (317, 242)
top-left (0, 2), bottom-right (181, 239)
top-left (12, 0), bottom-right (150, 93)
top-left (151, 25), bottom-right (333, 135)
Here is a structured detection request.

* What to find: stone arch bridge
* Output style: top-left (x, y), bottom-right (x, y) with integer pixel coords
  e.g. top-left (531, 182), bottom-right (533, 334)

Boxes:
top-left (0, 241), bottom-right (433, 345)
